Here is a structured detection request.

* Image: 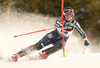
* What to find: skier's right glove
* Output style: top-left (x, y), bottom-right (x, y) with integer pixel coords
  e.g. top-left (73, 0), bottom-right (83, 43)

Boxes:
top-left (84, 38), bottom-right (89, 46)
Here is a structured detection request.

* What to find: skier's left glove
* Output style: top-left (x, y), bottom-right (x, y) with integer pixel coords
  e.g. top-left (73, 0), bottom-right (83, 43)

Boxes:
top-left (84, 38), bottom-right (89, 46)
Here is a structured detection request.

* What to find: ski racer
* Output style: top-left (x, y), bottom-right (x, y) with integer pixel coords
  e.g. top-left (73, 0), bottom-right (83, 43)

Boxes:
top-left (11, 7), bottom-right (89, 62)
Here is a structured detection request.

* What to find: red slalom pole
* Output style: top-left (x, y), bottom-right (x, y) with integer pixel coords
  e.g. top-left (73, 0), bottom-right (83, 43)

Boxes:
top-left (61, 0), bottom-right (65, 57)
top-left (13, 28), bottom-right (54, 38)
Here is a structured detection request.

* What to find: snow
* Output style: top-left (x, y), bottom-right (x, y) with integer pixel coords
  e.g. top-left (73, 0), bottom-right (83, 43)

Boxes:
top-left (0, 12), bottom-right (100, 68)
top-left (0, 54), bottom-right (100, 68)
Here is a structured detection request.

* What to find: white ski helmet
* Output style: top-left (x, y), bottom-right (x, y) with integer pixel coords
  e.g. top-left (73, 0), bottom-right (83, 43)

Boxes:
top-left (63, 7), bottom-right (75, 18)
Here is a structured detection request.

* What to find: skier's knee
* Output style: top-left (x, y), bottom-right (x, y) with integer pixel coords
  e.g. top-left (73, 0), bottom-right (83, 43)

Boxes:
top-left (55, 43), bottom-right (63, 50)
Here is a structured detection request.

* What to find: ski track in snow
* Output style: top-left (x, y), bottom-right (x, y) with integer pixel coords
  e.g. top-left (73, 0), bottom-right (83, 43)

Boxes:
top-left (0, 54), bottom-right (100, 68)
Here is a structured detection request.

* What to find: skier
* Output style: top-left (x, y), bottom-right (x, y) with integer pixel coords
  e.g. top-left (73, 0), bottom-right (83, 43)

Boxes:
top-left (11, 7), bottom-right (89, 62)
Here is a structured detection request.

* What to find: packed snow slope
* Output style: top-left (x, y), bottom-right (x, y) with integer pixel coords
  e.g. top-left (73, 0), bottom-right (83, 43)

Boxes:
top-left (0, 12), bottom-right (100, 68)
top-left (0, 54), bottom-right (100, 68)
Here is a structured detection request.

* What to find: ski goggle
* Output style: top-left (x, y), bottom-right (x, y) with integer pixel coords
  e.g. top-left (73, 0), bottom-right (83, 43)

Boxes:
top-left (64, 13), bottom-right (74, 17)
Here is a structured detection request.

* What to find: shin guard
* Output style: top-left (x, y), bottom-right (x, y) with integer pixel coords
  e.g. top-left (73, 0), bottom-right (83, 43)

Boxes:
top-left (42, 43), bottom-right (62, 56)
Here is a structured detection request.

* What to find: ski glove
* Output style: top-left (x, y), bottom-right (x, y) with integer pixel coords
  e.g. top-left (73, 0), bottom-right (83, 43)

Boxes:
top-left (84, 38), bottom-right (89, 46)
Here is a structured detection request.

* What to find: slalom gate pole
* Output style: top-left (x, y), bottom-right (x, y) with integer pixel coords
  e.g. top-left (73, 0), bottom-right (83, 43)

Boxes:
top-left (61, 0), bottom-right (65, 57)
top-left (83, 47), bottom-right (86, 54)
top-left (13, 28), bottom-right (54, 38)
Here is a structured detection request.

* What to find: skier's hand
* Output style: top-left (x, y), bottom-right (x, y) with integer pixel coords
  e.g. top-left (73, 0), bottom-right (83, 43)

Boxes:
top-left (84, 38), bottom-right (89, 46)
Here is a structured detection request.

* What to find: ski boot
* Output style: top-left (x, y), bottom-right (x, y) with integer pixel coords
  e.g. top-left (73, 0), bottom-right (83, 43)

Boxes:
top-left (38, 53), bottom-right (47, 59)
top-left (12, 53), bottom-right (19, 62)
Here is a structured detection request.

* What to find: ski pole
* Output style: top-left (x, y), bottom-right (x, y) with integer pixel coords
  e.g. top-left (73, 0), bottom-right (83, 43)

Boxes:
top-left (83, 46), bottom-right (86, 54)
top-left (13, 28), bottom-right (54, 38)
